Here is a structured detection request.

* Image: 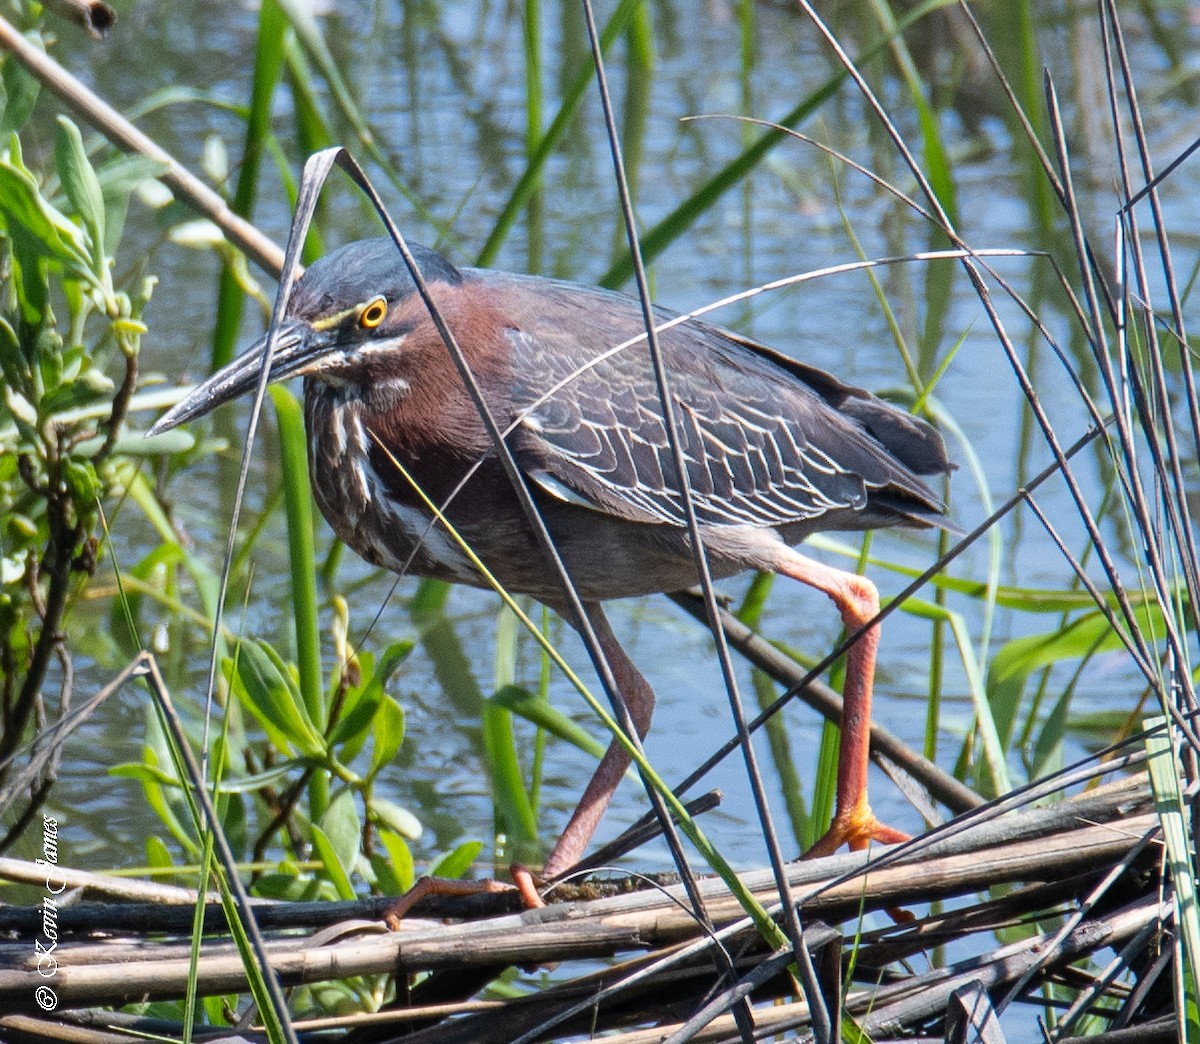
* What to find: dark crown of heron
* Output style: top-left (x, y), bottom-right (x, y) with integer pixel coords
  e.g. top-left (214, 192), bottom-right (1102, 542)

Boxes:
top-left (286, 240), bottom-right (464, 378)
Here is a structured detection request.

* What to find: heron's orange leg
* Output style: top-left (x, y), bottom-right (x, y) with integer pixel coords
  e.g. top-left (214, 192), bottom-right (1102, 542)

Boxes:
top-left (770, 550), bottom-right (909, 858)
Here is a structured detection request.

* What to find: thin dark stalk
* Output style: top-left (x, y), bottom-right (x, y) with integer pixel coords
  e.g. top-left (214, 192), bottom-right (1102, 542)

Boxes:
top-left (569, 791), bottom-right (723, 873)
top-left (0, 650), bottom-right (143, 817)
top-left (859, 897), bottom-right (1163, 1035)
top-left (509, 764), bottom-right (1155, 1044)
top-left (1100, 3), bottom-right (1200, 702)
top-left (659, 424), bottom-right (1104, 823)
top-left (663, 595), bottom-right (983, 815)
top-left (799, 0), bottom-right (1165, 699)
top-left (250, 756), bottom-right (317, 867)
top-left (1106, 0), bottom-right (1200, 488)
top-left (142, 654), bottom-right (298, 1044)
top-left (328, 149), bottom-right (751, 947)
top-left (955, 1), bottom-right (1062, 200)
top-left (955, 17), bottom-right (1200, 738)
top-left (196, 150), bottom-right (335, 781)
top-left (475, 0), bottom-right (644, 267)
top-left (577, 1), bottom-right (816, 1040)
top-left (661, 948), bottom-right (801, 1044)
top-left (790, 749), bottom-right (1155, 917)
top-left (1044, 79), bottom-right (1196, 745)
top-left (97, 344), bottom-right (137, 461)
top-left (996, 821), bottom-right (1159, 1013)
top-left (689, 117), bottom-right (1113, 454)
top-left (1021, 494), bottom-right (1158, 690)
top-left (0, 781), bottom-right (50, 853)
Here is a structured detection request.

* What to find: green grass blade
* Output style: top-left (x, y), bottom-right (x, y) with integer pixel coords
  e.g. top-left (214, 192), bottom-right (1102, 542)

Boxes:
top-left (269, 387), bottom-right (322, 724)
top-left (986, 608), bottom-right (1158, 752)
top-left (311, 823), bottom-right (356, 901)
top-left (491, 683), bottom-right (608, 762)
top-left (904, 597), bottom-right (1009, 797)
top-left (523, 0), bottom-right (544, 272)
top-left (475, 0), bottom-right (644, 268)
top-left (598, 0), bottom-right (955, 288)
top-left (1145, 716), bottom-right (1200, 1040)
top-left (210, 0), bottom-right (288, 370)
top-left (488, 605), bottom-right (540, 860)
top-left (146, 665), bottom-right (291, 1042)
top-left (270, 385), bottom-right (327, 818)
top-left (273, 0), bottom-right (444, 235)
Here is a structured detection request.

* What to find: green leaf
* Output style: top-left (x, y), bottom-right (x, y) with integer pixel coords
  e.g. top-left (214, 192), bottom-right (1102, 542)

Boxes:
top-left (490, 684), bottom-right (607, 760)
top-left (109, 762), bottom-right (180, 786)
top-left (310, 823), bottom-right (355, 901)
top-left (1145, 716), bottom-right (1200, 1039)
top-left (0, 40), bottom-right (40, 135)
top-left (218, 791), bottom-right (248, 860)
top-left (253, 872), bottom-right (325, 902)
top-left (371, 797), bottom-right (422, 841)
top-left (328, 640), bottom-right (412, 754)
top-left (95, 153), bottom-right (170, 197)
top-left (96, 428), bottom-right (195, 456)
top-left (129, 737), bottom-right (198, 859)
top-left (430, 840), bottom-right (482, 881)
top-left (111, 758), bottom-right (303, 796)
top-left (482, 686), bottom-right (538, 855)
top-left (231, 639), bottom-right (326, 758)
top-left (4, 384), bottom-right (37, 434)
top-left (985, 610), bottom-right (1144, 750)
top-left (0, 149), bottom-right (91, 272)
top-left (318, 789), bottom-right (361, 884)
top-left (368, 696), bottom-right (405, 777)
top-left (371, 828), bottom-right (414, 893)
top-left (475, 0), bottom-right (645, 268)
top-left (40, 367), bottom-right (115, 415)
top-left (62, 458), bottom-right (99, 505)
top-left (54, 116), bottom-right (105, 270)
top-left (145, 835), bottom-right (175, 871)
top-left (96, 153), bottom-right (167, 255)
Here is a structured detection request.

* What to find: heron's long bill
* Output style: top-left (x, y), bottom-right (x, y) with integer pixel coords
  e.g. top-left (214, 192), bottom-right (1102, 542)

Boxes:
top-left (148, 319), bottom-right (331, 435)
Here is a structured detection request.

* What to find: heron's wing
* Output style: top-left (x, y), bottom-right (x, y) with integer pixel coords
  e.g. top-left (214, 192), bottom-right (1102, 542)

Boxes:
top-left (489, 276), bottom-right (945, 530)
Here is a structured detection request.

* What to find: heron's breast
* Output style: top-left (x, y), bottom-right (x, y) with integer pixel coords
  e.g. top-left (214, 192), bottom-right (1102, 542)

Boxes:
top-left (304, 390), bottom-right (479, 584)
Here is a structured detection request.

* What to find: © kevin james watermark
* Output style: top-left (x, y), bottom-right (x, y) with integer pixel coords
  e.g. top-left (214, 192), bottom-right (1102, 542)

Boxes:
top-left (33, 813), bottom-right (63, 1012)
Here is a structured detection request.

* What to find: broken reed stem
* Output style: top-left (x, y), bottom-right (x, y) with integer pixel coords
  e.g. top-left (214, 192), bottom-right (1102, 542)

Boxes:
top-left (0, 777), bottom-right (1154, 1010)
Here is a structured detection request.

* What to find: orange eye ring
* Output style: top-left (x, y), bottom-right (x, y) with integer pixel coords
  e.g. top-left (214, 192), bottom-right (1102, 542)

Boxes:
top-left (360, 298), bottom-right (388, 329)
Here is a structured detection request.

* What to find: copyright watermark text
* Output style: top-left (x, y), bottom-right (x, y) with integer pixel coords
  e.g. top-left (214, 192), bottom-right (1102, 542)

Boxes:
top-left (32, 813), bottom-right (61, 1011)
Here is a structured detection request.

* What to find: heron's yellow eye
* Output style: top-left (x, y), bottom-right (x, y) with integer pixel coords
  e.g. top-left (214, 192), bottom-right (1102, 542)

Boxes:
top-left (360, 298), bottom-right (388, 329)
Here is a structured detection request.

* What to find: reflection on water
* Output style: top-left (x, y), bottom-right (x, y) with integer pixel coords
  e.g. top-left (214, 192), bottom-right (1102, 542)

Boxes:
top-left (26, 1), bottom-right (1200, 874)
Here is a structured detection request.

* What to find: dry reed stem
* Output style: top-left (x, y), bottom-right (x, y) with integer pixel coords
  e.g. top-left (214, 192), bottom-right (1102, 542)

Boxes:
top-left (0, 778), bottom-right (1154, 1010)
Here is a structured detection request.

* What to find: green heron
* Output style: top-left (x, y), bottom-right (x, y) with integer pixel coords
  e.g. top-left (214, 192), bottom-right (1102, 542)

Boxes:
top-left (152, 237), bottom-right (951, 888)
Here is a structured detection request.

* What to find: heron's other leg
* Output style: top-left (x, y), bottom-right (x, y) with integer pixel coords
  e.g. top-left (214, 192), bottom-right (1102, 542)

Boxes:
top-left (768, 548), bottom-right (909, 857)
top-left (540, 602), bottom-right (656, 881)
top-left (396, 602), bottom-right (654, 917)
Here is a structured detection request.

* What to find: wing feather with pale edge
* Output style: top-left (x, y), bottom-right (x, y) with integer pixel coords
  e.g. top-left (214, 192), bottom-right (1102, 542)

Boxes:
top-left (479, 273), bottom-right (947, 530)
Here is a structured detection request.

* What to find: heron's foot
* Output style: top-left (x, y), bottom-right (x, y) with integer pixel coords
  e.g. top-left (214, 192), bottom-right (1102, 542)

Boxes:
top-left (803, 800), bottom-right (909, 860)
top-left (510, 863), bottom-right (547, 909)
top-left (381, 875), bottom-right (519, 929)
